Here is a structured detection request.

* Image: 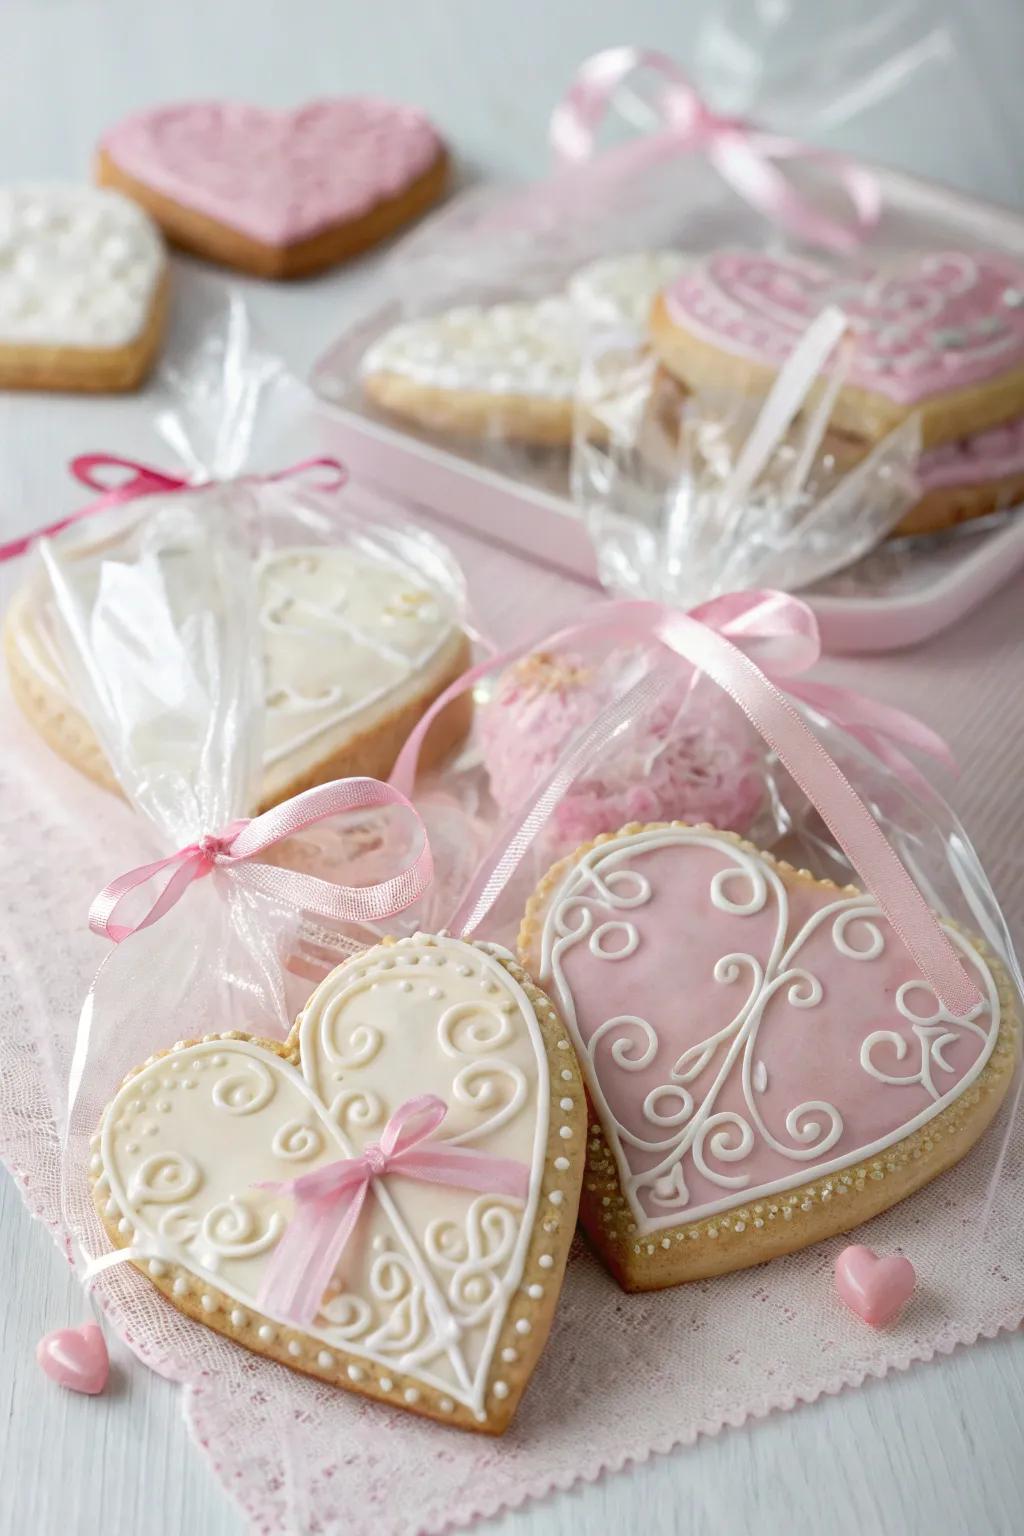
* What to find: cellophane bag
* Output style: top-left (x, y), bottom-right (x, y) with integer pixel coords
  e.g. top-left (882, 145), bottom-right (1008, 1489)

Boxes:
top-left (312, 4), bottom-right (1023, 611)
top-left (7, 277), bottom-right (470, 1303)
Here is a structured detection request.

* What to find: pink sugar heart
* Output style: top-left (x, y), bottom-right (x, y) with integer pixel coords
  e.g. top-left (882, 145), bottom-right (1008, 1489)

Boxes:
top-left (835, 1244), bottom-right (916, 1327)
top-left (36, 1322), bottom-right (110, 1395)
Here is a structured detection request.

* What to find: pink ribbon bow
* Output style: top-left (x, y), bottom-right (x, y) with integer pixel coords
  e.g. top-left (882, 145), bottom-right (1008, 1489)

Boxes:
top-left (0, 453), bottom-right (348, 564)
top-left (256, 1094), bottom-right (531, 1327)
top-left (89, 777), bottom-right (432, 943)
top-left (550, 46), bottom-right (881, 253)
top-left (388, 588), bottom-right (981, 1020)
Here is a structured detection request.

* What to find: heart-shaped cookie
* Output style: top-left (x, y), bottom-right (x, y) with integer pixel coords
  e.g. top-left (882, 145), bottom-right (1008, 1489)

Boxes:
top-left (96, 100), bottom-right (448, 279)
top-left (652, 250), bottom-right (1024, 447)
top-left (0, 184), bottom-right (167, 391)
top-left (519, 823), bottom-right (1018, 1292)
top-left (359, 252), bottom-right (687, 445)
top-left (4, 540), bottom-right (471, 809)
top-left (90, 934), bottom-right (585, 1431)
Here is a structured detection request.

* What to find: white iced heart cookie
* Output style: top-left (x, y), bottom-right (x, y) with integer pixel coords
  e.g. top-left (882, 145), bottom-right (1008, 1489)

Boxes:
top-left (0, 184), bottom-right (168, 391)
top-left (4, 540), bottom-right (471, 809)
top-left (358, 251), bottom-right (685, 445)
top-left (90, 934), bottom-right (586, 1432)
top-left (519, 823), bottom-right (1019, 1292)
top-left (361, 297), bottom-right (582, 445)
top-left (568, 250), bottom-right (686, 328)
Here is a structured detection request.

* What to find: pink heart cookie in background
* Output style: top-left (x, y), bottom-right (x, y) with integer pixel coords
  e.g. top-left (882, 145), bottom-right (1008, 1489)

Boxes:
top-left (518, 824), bottom-right (1019, 1292)
top-left (479, 650), bottom-right (765, 856)
top-left (36, 1322), bottom-right (110, 1395)
top-left (651, 250), bottom-right (1024, 449)
top-left (835, 1244), bottom-right (916, 1327)
top-left (96, 99), bottom-right (448, 279)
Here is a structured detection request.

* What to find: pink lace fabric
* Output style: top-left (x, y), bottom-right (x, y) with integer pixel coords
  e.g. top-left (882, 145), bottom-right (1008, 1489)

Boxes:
top-left (1, 681), bottom-right (1022, 1536)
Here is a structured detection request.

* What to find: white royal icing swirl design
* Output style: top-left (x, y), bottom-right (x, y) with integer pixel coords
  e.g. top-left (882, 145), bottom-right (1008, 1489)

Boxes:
top-left (98, 936), bottom-right (549, 1417)
top-left (538, 827), bottom-right (1000, 1235)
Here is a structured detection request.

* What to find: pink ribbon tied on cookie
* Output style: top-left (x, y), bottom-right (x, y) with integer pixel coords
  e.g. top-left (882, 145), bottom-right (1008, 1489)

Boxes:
top-left (550, 46), bottom-right (881, 254)
top-left (89, 776), bottom-right (433, 943)
top-left (0, 452), bottom-right (348, 563)
top-left (256, 1094), bottom-right (530, 1327)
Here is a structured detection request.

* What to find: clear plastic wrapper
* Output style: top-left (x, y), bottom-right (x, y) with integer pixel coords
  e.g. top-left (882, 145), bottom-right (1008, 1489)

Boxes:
top-left (391, 592), bottom-right (1022, 1268)
top-left (0, 281), bottom-right (475, 1334)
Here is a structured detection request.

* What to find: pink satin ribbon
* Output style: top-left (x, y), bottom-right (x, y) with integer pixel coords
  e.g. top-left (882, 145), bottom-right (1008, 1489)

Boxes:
top-left (257, 1094), bottom-right (531, 1327)
top-left (0, 453), bottom-right (348, 563)
top-left (89, 777), bottom-right (432, 943)
top-left (389, 590), bottom-right (981, 1019)
top-left (550, 46), bottom-right (881, 254)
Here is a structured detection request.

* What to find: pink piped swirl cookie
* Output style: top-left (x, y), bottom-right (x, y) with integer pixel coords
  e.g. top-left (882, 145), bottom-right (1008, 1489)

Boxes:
top-left (663, 250), bottom-right (1024, 405)
top-left (480, 650), bottom-right (765, 848)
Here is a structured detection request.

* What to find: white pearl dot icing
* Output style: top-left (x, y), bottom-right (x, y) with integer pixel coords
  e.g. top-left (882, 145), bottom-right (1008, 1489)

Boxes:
top-left (361, 296), bottom-right (582, 400)
top-left (0, 185), bottom-right (164, 347)
top-left (359, 250), bottom-right (684, 402)
top-left (568, 250), bottom-right (686, 327)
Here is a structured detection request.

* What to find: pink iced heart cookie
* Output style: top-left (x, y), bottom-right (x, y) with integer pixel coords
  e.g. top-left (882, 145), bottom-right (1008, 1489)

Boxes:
top-left (97, 99), bottom-right (448, 279)
top-left (835, 1244), bottom-right (915, 1326)
top-left (518, 823), bottom-right (1018, 1292)
top-left (36, 1322), bottom-right (109, 1395)
top-left (651, 250), bottom-right (1024, 447)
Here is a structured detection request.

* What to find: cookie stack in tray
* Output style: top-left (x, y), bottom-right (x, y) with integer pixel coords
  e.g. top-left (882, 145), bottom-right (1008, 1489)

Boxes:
top-left (355, 244), bottom-right (1024, 540)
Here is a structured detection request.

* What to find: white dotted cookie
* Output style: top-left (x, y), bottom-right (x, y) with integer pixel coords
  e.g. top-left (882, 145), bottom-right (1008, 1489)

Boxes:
top-left (0, 184), bottom-right (168, 391)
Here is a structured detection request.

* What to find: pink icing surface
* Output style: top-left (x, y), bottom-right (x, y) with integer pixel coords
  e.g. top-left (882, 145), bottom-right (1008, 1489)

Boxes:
top-left (542, 831), bottom-right (998, 1229)
top-left (480, 650), bottom-right (764, 851)
top-left (918, 413), bottom-right (1024, 489)
top-left (665, 250), bottom-right (1024, 406)
top-left (101, 99), bottom-right (443, 245)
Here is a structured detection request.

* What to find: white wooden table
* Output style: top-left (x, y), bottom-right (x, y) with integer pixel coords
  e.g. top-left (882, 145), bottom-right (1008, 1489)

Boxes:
top-left (2, 3), bottom-right (1024, 1533)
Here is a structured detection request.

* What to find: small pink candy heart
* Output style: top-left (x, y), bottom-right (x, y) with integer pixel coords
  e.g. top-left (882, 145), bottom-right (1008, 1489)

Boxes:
top-left (835, 1244), bottom-right (916, 1327)
top-left (36, 1323), bottom-right (109, 1395)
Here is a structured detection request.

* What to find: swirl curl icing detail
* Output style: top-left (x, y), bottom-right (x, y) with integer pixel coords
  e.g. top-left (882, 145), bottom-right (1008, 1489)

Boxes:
top-left (664, 250), bottom-right (1024, 404)
top-left (540, 827), bottom-right (999, 1234)
top-left (99, 937), bottom-right (550, 1417)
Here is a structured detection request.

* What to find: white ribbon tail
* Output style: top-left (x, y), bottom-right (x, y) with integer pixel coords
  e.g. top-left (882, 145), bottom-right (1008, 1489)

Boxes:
top-left (723, 304), bottom-right (849, 510)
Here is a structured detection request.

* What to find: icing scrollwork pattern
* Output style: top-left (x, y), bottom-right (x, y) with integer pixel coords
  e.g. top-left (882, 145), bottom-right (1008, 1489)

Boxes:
top-left (542, 830), bottom-right (999, 1231)
top-left (99, 934), bottom-right (549, 1416)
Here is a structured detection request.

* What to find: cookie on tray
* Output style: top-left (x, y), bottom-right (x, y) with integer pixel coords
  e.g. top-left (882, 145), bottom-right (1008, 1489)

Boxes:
top-left (0, 184), bottom-right (168, 392)
top-left (90, 934), bottom-right (586, 1433)
top-left (4, 542), bottom-right (472, 809)
top-left (359, 251), bottom-right (685, 446)
top-left (650, 250), bottom-right (1024, 449)
top-left (96, 99), bottom-right (448, 279)
top-left (518, 821), bottom-right (1019, 1292)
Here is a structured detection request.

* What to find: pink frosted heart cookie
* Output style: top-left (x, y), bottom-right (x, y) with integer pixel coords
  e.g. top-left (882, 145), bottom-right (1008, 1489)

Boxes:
top-left (480, 650), bottom-right (764, 851)
top-left (96, 99), bottom-right (448, 279)
top-left (898, 414), bottom-right (1024, 535)
top-left (90, 934), bottom-right (586, 1432)
top-left (651, 251), bottom-right (1024, 448)
top-left (518, 823), bottom-right (1018, 1292)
